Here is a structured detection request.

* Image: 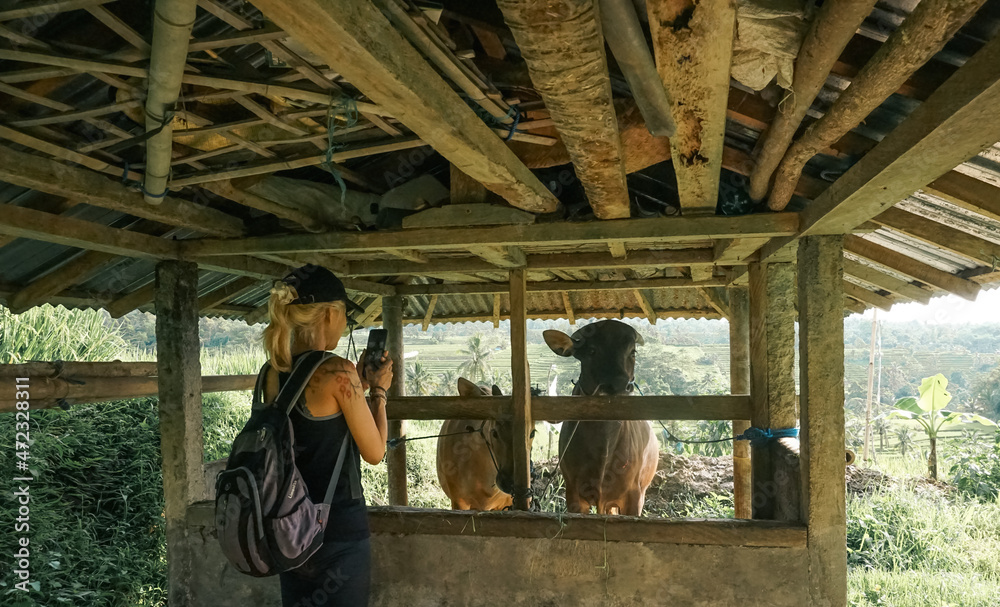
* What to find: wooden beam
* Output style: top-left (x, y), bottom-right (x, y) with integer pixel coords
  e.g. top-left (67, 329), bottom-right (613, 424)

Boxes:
top-left (421, 294), bottom-right (439, 331)
top-left (796, 20), bottom-right (1000, 226)
top-left (385, 394), bottom-right (751, 421)
top-left (923, 171), bottom-right (1000, 224)
top-left (0, 146), bottom-right (244, 237)
top-left (714, 238), bottom-right (770, 264)
top-left (690, 266), bottom-right (714, 282)
top-left (842, 281), bottom-right (893, 311)
top-left (842, 259), bottom-right (932, 304)
top-left (0, 204), bottom-right (178, 259)
top-left (248, 0), bottom-right (557, 214)
top-left (365, 506), bottom-right (805, 547)
top-left (844, 235), bottom-right (979, 301)
top-left (86, 4), bottom-right (150, 51)
top-left (355, 296), bottom-right (384, 326)
top-left (561, 291), bottom-right (576, 325)
top-left (748, 261), bottom-right (797, 520)
top-left (405, 308), bottom-right (725, 325)
top-left (199, 180), bottom-right (323, 233)
top-left (468, 245), bottom-right (526, 268)
top-left (729, 287), bottom-right (752, 519)
top-left (634, 289), bottom-right (657, 324)
top-left (154, 260), bottom-right (205, 607)
top-left (492, 293), bottom-right (502, 328)
top-left (769, 0), bottom-right (990, 210)
top-left (351, 249), bottom-right (718, 278)
top-left (107, 282), bottom-right (156, 318)
top-left (450, 164), bottom-right (488, 204)
top-left (698, 287), bottom-right (730, 318)
top-left (384, 296), bottom-right (407, 505)
top-left (843, 297), bottom-right (867, 316)
top-left (387, 249), bottom-right (430, 264)
top-left (0, 361), bottom-right (158, 379)
top-left (509, 269), bottom-right (532, 509)
top-left (871, 207), bottom-right (1000, 268)
top-left (8, 251), bottom-right (116, 313)
top-left (0, 0), bottom-right (113, 21)
top-left (608, 241), bottom-right (627, 259)
top-left (747, 0), bottom-right (877, 201)
top-left (647, 0), bottom-right (736, 215)
top-left (182, 214), bottom-right (800, 257)
top-left (497, 0), bottom-right (628, 219)
top-left (797, 235), bottom-right (847, 607)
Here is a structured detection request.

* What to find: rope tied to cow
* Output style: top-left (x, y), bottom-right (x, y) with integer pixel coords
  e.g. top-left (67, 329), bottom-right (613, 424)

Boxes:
top-left (386, 421), bottom-right (484, 449)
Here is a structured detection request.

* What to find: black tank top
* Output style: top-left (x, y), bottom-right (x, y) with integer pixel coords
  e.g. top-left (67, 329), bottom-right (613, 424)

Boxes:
top-left (278, 351), bottom-right (369, 542)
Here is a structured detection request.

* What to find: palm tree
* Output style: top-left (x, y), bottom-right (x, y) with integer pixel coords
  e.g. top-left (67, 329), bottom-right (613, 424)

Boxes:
top-left (438, 369), bottom-right (458, 395)
top-left (895, 426), bottom-right (913, 457)
top-left (872, 416), bottom-right (890, 451)
top-left (458, 333), bottom-right (493, 382)
top-left (406, 361), bottom-right (437, 396)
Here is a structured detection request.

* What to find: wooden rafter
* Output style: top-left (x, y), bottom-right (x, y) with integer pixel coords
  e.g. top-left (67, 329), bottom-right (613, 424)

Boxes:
top-left (0, 0), bottom-right (113, 21)
top-left (561, 291), bottom-right (576, 325)
top-left (698, 287), bottom-right (730, 318)
top-left (492, 294), bottom-right (501, 329)
top-left (647, 0), bottom-right (736, 215)
top-left (248, 0), bottom-right (558, 214)
top-left (497, 0), bottom-right (628, 219)
top-left (923, 172), bottom-right (1000, 224)
top-left (421, 294), bottom-right (439, 331)
top-left (714, 238), bottom-right (770, 264)
top-left (196, 277), bottom-right (261, 312)
top-left (842, 259), bottom-right (932, 304)
top-left (844, 236), bottom-right (979, 301)
top-left (842, 281), bottom-right (893, 311)
top-left (634, 289), bottom-right (657, 324)
top-left (871, 207), bottom-right (1000, 268)
top-left (396, 276), bottom-right (727, 296)
top-left (468, 246), bottom-right (526, 269)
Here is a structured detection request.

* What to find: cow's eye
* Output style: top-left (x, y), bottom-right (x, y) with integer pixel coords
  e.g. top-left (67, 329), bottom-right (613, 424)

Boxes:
top-left (529, 429), bottom-right (536, 438)
top-left (492, 429), bottom-right (499, 439)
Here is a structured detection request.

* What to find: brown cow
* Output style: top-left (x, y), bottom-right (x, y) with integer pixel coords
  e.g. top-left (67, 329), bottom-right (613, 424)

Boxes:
top-left (436, 378), bottom-right (532, 510)
top-left (544, 320), bottom-right (659, 515)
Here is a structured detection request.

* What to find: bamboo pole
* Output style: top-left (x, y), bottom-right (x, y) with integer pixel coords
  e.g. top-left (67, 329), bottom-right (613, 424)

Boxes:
top-left (383, 295), bottom-right (408, 506)
top-left (862, 310), bottom-right (878, 462)
top-left (767, 0), bottom-right (988, 210)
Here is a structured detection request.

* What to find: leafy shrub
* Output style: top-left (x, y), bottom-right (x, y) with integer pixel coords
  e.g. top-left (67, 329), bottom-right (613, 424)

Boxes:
top-left (949, 435), bottom-right (1000, 501)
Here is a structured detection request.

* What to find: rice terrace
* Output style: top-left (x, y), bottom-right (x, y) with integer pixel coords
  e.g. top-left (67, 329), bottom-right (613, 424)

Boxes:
top-left (2, 0), bottom-right (1000, 606)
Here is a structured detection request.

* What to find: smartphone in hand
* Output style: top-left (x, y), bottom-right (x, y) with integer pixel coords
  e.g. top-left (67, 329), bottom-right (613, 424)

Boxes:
top-left (362, 328), bottom-right (388, 379)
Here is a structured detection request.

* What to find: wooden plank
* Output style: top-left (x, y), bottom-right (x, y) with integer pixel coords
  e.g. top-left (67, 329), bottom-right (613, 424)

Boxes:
top-left (647, 0), bottom-right (736, 215)
top-left (366, 506), bottom-right (806, 548)
top-left (608, 241), bottom-right (627, 259)
top-left (871, 206), bottom-right (1000, 267)
top-left (350, 249), bottom-right (718, 278)
top-left (729, 287), bottom-right (752, 519)
top-left (248, 0), bottom-right (558, 214)
top-left (844, 235), bottom-right (979, 301)
top-left (842, 259), bottom-right (932, 304)
top-left (107, 282), bottom-right (155, 318)
top-left (420, 294), bottom-right (439, 331)
top-left (492, 293), bottom-right (502, 328)
top-left (405, 309), bottom-right (725, 325)
top-left (509, 269), bottom-right (532, 509)
top-left (634, 289), bottom-right (657, 324)
top-left (450, 164), bottom-right (488, 204)
top-left (86, 5), bottom-right (150, 51)
top-left (386, 394), bottom-right (750, 421)
top-left (199, 180), bottom-right (323, 232)
top-left (842, 281), bottom-right (893, 311)
top-left (0, 361), bottom-right (158, 378)
top-left (468, 245), bottom-right (526, 268)
top-left (690, 266), bottom-right (714, 282)
top-left (769, 0), bottom-right (989, 211)
top-left (0, 204), bottom-right (178, 259)
top-left (154, 260), bottom-right (205, 607)
top-left (0, 124), bottom-right (141, 181)
top-left (561, 291), bottom-right (575, 325)
top-left (497, 0), bottom-right (628, 219)
top-left (843, 297), bottom-right (867, 316)
top-left (800, 31), bottom-right (1000, 232)
top-left (402, 204), bottom-right (537, 229)
top-left (384, 296), bottom-right (407, 505)
top-left (924, 171), bottom-right (1000, 224)
top-left (0, 146), bottom-right (245, 237)
top-left (8, 250), bottom-right (116, 313)
top-left (797, 235), bottom-right (847, 607)
top-left (714, 238), bottom-right (772, 264)
top-left (698, 287), bottom-right (730, 318)
top-left (182, 214), bottom-right (800, 256)
top-left (748, 261), bottom-right (797, 520)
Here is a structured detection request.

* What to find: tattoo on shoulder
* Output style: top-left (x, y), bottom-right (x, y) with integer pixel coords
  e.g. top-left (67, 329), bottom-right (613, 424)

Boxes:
top-left (313, 359), bottom-right (363, 400)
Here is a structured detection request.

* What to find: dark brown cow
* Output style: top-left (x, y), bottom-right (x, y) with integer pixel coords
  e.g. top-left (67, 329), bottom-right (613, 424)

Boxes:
top-left (544, 320), bottom-right (659, 515)
top-left (436, 378), bottom-right (531, 510)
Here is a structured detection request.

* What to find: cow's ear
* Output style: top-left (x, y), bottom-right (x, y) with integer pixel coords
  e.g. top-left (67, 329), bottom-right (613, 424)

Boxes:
top-left (543, 329), bottom-right (576, 357)
top-left (492, 385), bottom-right (503, 396)
top-left (633, 329), bottom-right (645, 346)
top-left (457, 377), bottom-right (479, 397)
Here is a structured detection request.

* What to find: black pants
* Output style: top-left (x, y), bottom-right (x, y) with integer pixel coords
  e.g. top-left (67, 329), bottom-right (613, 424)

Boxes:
top-left (279, 538), bottom-right (371, 607)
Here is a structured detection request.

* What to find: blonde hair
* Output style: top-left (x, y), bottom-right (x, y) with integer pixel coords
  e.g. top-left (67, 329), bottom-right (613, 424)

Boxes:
top-left (262, 281), bottom-right (347, 372)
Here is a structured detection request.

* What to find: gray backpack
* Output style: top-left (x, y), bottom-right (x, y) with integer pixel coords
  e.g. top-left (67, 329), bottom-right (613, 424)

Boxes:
top-left (214, 350), bottom-right (358, 577)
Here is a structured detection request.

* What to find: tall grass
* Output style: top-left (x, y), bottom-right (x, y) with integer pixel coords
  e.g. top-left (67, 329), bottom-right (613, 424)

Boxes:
top-left (0, 305), bottom-right (127, 363)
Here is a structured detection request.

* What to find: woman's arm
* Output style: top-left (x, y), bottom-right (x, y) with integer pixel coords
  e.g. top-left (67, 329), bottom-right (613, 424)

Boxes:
top-left (324, 356), bottom-right (392, 465)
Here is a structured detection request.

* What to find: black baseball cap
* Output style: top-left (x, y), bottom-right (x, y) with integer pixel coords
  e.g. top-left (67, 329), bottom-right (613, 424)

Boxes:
top-left (280, 264), bottom-right (365, 314)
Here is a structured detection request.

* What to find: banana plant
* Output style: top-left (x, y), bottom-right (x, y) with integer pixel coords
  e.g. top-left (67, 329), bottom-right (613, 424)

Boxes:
top-left (890, 374), bottom-right (997, 480)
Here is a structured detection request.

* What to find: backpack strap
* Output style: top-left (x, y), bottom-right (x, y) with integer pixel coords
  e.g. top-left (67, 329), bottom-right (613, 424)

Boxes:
top-left (250, 361), bottom-right (271, 411)
top-left (274, 350), bottom-right (335, 416)
top-left (323, 435), bottom-right (352, 506)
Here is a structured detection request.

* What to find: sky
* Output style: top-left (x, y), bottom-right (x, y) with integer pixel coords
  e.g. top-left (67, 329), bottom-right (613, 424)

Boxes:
top-left (860, 286), bottom-right (1000, 324)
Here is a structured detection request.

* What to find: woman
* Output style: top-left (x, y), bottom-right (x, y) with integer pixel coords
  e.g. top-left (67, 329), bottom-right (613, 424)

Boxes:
top-left (261, 264), bottom-right (392, 607)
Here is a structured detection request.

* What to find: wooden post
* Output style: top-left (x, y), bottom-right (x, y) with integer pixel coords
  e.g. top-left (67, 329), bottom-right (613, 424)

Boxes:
top-left (748, 261), bottom-right (798, 520)
top-left (728, 286), bottom-right (752, 519)
top-left (509, 269), bottom-right (532, 510)
top-left (383, 295), bottom-right (408, 506)
top-left (797, 235), bottom-right (847, 607)
top-left (154, 260), bottom-right (205, 607)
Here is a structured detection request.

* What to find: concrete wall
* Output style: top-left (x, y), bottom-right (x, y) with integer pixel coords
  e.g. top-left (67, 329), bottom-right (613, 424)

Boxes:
top-left (187, 503), bottom-right (808, 606)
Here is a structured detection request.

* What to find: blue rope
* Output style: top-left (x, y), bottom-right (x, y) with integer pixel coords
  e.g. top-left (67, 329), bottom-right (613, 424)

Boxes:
top-left (659, 421), bottom-right (798, 450)
top-left (464, 96), bottom-right (522, 140)
top-left (324, 95), bottom-right (359, 202)
top-left (121, 161), bottom-right (169, 199)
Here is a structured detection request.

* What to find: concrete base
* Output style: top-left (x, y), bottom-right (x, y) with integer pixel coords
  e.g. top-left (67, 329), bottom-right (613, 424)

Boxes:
top-left (187, 503), bottom-right (808, 606)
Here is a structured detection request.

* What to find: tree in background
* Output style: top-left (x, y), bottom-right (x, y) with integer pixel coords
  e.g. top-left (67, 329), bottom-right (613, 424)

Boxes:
top-left (972, 366), bottom-right (1000, 419)
top-left (895, 425), bottom-right (913, 456)
top-left (437, 369), bottom-right (458, 395)
top-left (891, 374), bottom-right (997, 479)
top-left (405, 361), bottom-right (437, 396)
top-left (458, 333), bottom-right (494, 382)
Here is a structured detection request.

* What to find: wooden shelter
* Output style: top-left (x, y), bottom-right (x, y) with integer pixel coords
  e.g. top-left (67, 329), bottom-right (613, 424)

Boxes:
top-left (2, 0), bottom-right (1000, 605)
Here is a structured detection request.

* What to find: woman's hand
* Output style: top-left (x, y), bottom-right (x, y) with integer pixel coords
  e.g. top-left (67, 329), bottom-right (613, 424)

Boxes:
top-left (359, 349), bottom-right (393, 393)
